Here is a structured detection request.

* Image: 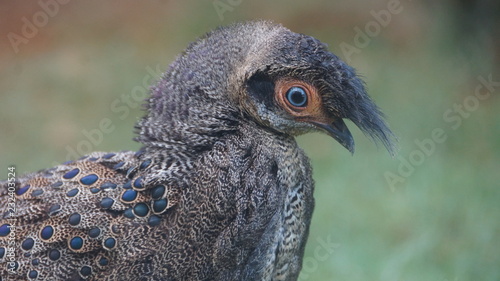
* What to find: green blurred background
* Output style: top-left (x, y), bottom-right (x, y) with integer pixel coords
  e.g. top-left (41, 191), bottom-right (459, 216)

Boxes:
top-left (1, 1), bottom-right (499, 280)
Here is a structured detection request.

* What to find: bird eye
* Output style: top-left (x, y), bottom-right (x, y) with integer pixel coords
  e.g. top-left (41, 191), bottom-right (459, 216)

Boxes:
top-left (286, 87), bottom-right (308, 107)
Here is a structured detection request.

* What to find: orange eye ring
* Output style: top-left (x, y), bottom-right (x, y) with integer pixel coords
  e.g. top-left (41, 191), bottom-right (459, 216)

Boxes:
top-left (275, 79), bottom-right (325, 119)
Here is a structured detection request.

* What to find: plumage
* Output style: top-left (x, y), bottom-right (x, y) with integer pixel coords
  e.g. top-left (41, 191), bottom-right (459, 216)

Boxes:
top-left (0, 21), bottom-right (394, 280)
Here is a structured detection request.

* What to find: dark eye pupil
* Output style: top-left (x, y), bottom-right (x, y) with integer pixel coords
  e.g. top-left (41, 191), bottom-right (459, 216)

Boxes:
top-left (286, 87), bottom-right (308, 107)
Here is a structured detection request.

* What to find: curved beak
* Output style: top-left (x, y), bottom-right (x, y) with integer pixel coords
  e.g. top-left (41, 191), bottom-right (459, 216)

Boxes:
top-left (311, 119), bottom-right (355, 154)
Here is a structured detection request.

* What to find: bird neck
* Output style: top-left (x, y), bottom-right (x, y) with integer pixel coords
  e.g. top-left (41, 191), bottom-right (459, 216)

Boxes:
top-left (134, 23), bottom-right (280, 157)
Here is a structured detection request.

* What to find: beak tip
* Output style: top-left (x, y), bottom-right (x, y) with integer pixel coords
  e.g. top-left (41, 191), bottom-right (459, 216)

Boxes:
top-left (311, 119), bottom-right (355, 154)
top-left (346, 141), bottom-right (355, 155)
top-left (339, 135), bottom-right (355, 154)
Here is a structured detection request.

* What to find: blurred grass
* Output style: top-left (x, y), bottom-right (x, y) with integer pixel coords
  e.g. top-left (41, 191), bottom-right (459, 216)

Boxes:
top-left (1, 1), bottom-right (499, 280)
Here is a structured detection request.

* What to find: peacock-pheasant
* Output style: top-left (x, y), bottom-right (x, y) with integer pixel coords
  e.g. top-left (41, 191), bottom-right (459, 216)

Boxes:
top-left (0, 21), bottom-right (394, 280)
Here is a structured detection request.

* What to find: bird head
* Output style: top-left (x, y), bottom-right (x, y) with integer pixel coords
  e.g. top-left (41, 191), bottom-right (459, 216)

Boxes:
top-left (139, 21), bottom-right (395, 155)
top-left (229, 21), bottom-right (396, 154)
